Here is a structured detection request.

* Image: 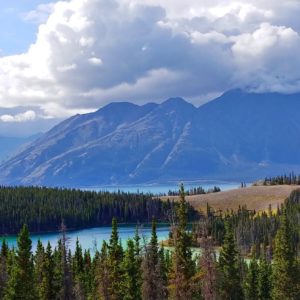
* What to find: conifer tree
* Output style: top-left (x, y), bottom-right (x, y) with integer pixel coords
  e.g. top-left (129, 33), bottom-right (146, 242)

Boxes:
top-left (38, 242), bottom-right (55, 300)
top-left (97, 241), bottom-right (110, 299)
top-left (218, 221), bottom-right (243, 300)
top-left (199, 236), bottom-right (217, 300)
top-left (123, 239), bottom-right (142, 300)
top-left (133, 228), bottom-right (142, 299)
top-left (272, 209), bottom-right (300, 300)
top-left (108, 217), bottom-right (124, 299)
top-left (244, 258), bottom-right (259, 300)
top-left (168, 184), bottom-right (195, 300)
top-left (159, 245), bottom-right (169, 298)
top-left (73, 238), bottom-right (85, 299)
top-left (35, 240), bottom-right (46, 299)
top-left (0, 240), bottom-right (9, 298)
top-left (4, 224), bottom-right (37, 300)
top-left (52, 241), bottom-right (63, 299)
top-left (59, 222), bottom-right (74, 300)
top-left (258, 256), bottom-right (272, 300)
top-left (82, 249), bottom-right (93, 298)
top-left (142, 219), bottom-right (165, 300)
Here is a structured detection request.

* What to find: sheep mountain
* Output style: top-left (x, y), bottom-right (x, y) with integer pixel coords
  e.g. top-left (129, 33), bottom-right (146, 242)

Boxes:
top-left (1, 89), bottom-right (300, 187)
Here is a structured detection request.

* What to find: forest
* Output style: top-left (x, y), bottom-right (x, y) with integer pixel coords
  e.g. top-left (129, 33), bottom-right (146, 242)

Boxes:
top-left (0, 186), bottom-right (199, 234)
top-left (263, 173), bottom-right (300, 185)
top-left (0, 185), bottom-right (300, 299)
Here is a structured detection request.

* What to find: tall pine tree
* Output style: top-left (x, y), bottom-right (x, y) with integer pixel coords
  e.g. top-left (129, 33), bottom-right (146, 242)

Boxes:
top-left (218, 220), bottom-right (243, 300)
top-left (4, 224), bottom-right (37, 300)
top-left (168, 184), bottom-right (195, 300)
top-left (108, 217), bottom-right (124, 300)
top-left (272, 209), bottom-right (300, 300)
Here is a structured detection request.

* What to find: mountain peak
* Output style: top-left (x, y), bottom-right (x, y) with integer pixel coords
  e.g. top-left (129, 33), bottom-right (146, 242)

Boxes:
top-left (161, 97), bottom-right (195, 109)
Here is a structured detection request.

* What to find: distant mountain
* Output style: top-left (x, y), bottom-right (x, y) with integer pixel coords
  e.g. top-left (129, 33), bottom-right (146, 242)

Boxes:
top-left (1, 89), bottom-right (300, 186)
top-left (0, 134), bottom-right (41, 162)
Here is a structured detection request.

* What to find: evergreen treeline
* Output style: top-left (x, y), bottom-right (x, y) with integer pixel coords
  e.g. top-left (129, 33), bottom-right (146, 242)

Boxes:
top-left (197, 193), bottom-right (299, 258)
top-left (1, 186), bottom-right (300, 299)
top-left (0, 186), bottom-right (199, 234)
top-left (263, 173), bottom-right (300, 185)
top-left (168, 186), bottom-right (221, 196)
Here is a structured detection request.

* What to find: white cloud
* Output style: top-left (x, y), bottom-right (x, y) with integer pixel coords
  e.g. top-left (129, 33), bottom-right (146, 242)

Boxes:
top-left (23, 3), bottom-right (55, 24)
top-left (0, 0), bottom-right (300, 119)
top-left (88, 57), bottom-right (103, 66)
top-left (0, 110), bottom-right (36, 123)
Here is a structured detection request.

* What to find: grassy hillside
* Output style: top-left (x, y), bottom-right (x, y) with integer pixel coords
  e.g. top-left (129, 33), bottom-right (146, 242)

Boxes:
top-left (160, 185), bottom-right (300, 213)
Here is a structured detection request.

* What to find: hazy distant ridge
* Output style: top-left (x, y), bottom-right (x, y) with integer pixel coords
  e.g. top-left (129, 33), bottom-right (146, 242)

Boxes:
top-left (1, 89), bottom-right (300, 186)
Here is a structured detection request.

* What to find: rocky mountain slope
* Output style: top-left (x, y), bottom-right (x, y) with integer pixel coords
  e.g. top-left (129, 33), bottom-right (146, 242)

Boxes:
top-left (1, 89), bottom-right (300, 186)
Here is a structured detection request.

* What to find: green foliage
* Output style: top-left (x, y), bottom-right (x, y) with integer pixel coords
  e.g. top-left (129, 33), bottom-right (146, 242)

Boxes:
top-left (4, 224), bottom-right (37, 300)
top-left (168, 184), bottom-right (196, 299)
top-left (258, 256), bottom-right (272, 300)
top-left (272, 209), bottom-right (300, 300)
top-left (122, 239), bottom-right (142, 300)
top-left (1, 185), bottom-right (300, 299)
top-left (108, 218), bottom-right (124, 299)
top-left (142, 219), bottom-right (166, 300)
top-left (244, 258), bottom-right (259, 300)
top-left (218, 221), bottom-right (243, 300)
top-left (0, 186), bottom-right (199, 234)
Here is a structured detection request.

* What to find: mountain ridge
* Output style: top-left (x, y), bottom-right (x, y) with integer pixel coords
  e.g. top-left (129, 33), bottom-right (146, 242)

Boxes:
top-left (1, 91), bottom-right (300, 186)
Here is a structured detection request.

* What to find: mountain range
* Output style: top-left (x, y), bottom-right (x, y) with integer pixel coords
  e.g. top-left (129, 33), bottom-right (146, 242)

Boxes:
top-left (1, 89), bottom-right (300, 186)
top-left (0, 134), bottom-right (41, 163)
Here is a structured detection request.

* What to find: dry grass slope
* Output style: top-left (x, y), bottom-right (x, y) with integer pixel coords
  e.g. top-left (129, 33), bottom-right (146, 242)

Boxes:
top-left (161, 185), bottom-right (300, 213)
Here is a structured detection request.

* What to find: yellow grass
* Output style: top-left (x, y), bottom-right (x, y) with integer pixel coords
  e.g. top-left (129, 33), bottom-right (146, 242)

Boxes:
top-left (160, 185), bottom-right (300, 213)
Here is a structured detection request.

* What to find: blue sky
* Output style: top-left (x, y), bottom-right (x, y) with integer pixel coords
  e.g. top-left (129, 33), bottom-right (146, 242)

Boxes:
top-left (0, 0), bottom-right (300, 136)
top-left (0, 1), bottom-right (56, 55)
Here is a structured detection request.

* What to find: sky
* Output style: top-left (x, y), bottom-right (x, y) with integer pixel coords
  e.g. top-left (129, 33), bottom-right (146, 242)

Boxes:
top-left (0, 0), bottom-right (300, 136)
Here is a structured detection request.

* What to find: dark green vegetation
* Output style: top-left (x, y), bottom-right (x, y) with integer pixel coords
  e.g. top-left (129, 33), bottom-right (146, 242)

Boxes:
top-left (0, 186), bottom-right (199, 234)
top-left (263, 173), bottom-right (300, 185)
top-left (167, 185), bottom-right (221, 196)
top-left (1, 186), bottom-right (300, 299)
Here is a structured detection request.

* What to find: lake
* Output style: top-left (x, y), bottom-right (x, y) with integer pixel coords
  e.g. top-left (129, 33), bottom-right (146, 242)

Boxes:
top-left (0, 225), bottom-right (170, 253)
top-left (1, 181), bottom-right (241, 253)
top-left (81, 181), bottom-right (241, 194)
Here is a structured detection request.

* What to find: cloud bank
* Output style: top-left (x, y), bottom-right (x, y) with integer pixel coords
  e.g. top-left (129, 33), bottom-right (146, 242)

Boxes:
top-left (1, 0), bottom-right (300, 119)
top-left (0, 110), bottom-right (36, 123)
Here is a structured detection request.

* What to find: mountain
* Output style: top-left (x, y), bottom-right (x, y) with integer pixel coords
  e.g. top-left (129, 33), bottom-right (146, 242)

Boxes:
top-left (1, 90), bottom-right (300, 186)
top-left (0, 134), bottom-right (41, 162)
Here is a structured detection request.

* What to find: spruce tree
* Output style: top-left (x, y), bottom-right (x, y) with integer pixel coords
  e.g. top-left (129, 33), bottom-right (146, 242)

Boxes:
top-left (0, 240), bottom-right (9, 298)
top-left (35, 240), bottom-right (45, 299)
top-left (159, 245), bottom-right (169, 298)
top-left (133, 228), bottom-right (142, 299)
top-left (272, 209), bottom-right (300, 300)
top-left (73, 238), bottom-right (85, 299)
top-left (244, 258), bottom-right (259, 300)
top-left (218, 220), bottom-right (243, 300)
top-left (108, 217), bottom-right (124, 299)
top-left (258, 256), bottom-right (272, 300)
top-left (82, 249), bottom-right (93, 298)
top-left (123, 239), bottom-right (142, 300)
top-left (169, 184), bottom-right (195, 300)
top-left (97, 241), bottom-right (110, 299)
top-left (199, 236), bottom-right (217, 300)
top-left (142, 219), bottom-right (165, 300)
top-left (38, 242), bottom-right (55, 300)
top-left (52, 241), bottom-right (63, 299)
top-left (4, 224), bottom-right (37, 300)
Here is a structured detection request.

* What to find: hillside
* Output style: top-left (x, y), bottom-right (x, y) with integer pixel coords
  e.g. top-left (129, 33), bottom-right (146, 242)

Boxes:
top-left (161, 185), bottom-right (300, 213)
top-left (1, 89), bottom-right (300, 186)
top-left (0, 134), bottom-right (41, 162)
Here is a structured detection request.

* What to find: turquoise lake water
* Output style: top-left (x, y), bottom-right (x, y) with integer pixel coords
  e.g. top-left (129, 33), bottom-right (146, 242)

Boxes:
top-left (0, 181), bottom-right (241, 252)
top-left (0, 225), bottom-right (170, 253)
top-left (82, 181), bottom-right (240, 194)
